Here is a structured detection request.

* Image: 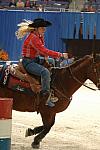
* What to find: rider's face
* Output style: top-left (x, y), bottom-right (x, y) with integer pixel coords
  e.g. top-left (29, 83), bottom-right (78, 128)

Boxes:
top-left (37, 27), bottom-right (46, 36)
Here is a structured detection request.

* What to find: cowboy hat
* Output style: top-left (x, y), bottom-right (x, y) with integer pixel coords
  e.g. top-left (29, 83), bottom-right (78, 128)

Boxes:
top-left (28, 18), bottom-right (52, 28)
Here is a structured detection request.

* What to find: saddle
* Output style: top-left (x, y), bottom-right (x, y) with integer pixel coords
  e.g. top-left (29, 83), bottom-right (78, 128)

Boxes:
top-left (9, 62), bottom-right (41, 93)
top-left (1, 60), bottom-right (52, 94)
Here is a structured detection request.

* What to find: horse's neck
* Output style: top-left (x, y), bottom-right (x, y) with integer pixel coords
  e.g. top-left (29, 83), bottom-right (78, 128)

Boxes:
top-left (69, 64), bottom-right (88, 95)
top-left (52, 56), bottom-right (92, 97)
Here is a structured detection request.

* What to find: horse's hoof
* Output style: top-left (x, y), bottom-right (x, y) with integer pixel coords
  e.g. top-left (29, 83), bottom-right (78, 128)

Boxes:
top-left (31, 142), bottom-right (40, 149)
top-left (25, 128), bottom-right (33, 137)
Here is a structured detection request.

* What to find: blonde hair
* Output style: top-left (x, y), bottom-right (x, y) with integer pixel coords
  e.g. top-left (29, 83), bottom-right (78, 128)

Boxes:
top-left (15, 19), bottom-right (34, 39)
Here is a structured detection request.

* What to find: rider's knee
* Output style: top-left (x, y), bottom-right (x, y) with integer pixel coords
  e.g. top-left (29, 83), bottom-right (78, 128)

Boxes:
top-left (41, 68), bottom-right (50, 77)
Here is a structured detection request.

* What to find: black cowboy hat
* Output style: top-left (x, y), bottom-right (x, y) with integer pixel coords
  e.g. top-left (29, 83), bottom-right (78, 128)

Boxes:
top-left (28, 18), bottom-right (52, 28)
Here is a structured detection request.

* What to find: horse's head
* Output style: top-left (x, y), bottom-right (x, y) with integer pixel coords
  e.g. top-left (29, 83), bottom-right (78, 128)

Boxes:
top-left (87, 54), bottom-right (100, 89)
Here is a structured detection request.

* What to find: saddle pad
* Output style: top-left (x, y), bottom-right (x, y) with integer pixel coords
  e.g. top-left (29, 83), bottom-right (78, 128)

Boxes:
top-left (8, 75), bottom-right (33, 95)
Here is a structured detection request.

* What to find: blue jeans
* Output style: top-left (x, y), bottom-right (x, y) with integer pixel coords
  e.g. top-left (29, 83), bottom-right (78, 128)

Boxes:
top-left (22, 57), bottom-right (51, 92)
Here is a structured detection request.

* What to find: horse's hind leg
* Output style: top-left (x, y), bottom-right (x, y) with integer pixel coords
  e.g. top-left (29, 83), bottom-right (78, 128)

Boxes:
top-left (25, 125), bottom-right (44, 137)
top-left (31, 112), bottom-right (55, 149)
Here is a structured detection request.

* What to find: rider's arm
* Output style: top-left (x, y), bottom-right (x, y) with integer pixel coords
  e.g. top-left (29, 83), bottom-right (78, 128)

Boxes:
top-left (31, 34), bottom-right (62, 59)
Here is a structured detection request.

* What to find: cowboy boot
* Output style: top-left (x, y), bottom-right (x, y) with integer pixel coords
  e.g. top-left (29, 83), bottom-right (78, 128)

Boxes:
top-left (40, 91), bottom-right (55, 107)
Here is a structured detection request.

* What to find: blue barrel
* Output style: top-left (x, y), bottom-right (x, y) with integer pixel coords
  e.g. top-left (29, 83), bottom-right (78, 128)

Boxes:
top-left (0, 98), bottom-right (13, 150)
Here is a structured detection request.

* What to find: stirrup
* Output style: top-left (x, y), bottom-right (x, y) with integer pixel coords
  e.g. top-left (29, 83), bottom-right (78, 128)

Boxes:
top-left (50, 96), bottom-right (58, 103)
top-left (50, 89), bottom-right (59, 103)
top-left (45, 92), bottom-right (57, 107)
top-left (46, 100), bottom-right (55, 107)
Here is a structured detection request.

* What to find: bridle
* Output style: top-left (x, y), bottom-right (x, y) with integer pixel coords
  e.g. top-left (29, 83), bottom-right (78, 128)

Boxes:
top-left (66, 56), bottom-right (100, 91)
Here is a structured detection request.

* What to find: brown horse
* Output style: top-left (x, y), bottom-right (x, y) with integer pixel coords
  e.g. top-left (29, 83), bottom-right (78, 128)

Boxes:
top-left (0, 55), bottom-right (100, 149)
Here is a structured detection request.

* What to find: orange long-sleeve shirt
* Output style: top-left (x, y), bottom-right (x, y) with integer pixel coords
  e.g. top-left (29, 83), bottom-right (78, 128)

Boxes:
top-left (22, 32), bottom-right (62, 59)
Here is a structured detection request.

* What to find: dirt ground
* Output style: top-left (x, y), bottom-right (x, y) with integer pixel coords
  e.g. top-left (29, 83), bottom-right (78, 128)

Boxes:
top-left (11, 80), bottom-right (100, 150)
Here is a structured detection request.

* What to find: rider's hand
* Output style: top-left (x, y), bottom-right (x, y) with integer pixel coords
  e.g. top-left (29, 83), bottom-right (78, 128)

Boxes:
top-left (44, 56), bottom-right (49, 61)
top-left (62, 53), bottom-right (68, 59)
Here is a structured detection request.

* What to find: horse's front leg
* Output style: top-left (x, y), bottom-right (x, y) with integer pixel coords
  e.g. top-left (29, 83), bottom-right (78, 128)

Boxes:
top-left (31, 125), bottom-right (52, 149)
top-left (31, 113), bottom-right (55, 148)
top-left (25, 125), bottom-right (44, 137)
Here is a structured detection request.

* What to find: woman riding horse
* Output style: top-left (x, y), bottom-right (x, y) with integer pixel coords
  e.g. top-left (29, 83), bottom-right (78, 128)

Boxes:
top-left (15, 18), bottom-right (68, 107)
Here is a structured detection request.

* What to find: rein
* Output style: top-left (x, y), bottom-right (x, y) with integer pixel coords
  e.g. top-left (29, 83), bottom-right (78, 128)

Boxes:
top-left (52, 86), bottom-right (72, 102)
top-left (66, 59), bottom-right (97, 91)
top-left (51, 68), bottom-right (72, 101)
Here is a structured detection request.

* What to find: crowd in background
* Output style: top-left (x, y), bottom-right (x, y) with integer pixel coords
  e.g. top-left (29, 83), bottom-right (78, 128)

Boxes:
top-left (82, 0), bottom-right (100, 12)
top-left (0, 0), bottom-right (42, 11)
top-left (0, 0), bottom-right (70, 11)
top-left (0, 0), bottom-right (100, 12)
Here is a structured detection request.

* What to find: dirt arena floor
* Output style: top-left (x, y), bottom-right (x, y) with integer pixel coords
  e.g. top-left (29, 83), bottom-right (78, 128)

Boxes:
top-left (11, 80), bottom-right (100, 150)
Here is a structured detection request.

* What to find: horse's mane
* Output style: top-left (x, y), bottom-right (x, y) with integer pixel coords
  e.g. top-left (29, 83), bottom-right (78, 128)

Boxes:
top-left (52, 55), bottom-right (92, 74)
top-left (70, 55), bottom-right (92, 68)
